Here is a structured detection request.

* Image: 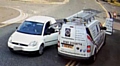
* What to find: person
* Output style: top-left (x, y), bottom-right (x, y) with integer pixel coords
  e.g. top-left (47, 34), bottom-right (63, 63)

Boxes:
top-left (113, 11), bottom-right (117, 19)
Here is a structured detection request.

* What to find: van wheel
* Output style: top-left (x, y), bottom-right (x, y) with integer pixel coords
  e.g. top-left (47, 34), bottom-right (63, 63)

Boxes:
top-left (38, 44), bottom-right (44, 55)
top-left (89, 50), bottom-right (97, 63)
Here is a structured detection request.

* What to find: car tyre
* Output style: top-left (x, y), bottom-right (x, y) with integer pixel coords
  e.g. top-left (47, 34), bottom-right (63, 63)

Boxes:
top-left (9, 48), bottom-right (15, 53)
top-left (103, 35), bottom-right (106, 45)
top-left (38, 44), bottom-right (44, 55)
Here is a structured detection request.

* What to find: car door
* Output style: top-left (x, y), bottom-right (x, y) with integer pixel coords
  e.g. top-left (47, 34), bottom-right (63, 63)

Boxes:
top-left (44, 21), bottom-right (58, 46)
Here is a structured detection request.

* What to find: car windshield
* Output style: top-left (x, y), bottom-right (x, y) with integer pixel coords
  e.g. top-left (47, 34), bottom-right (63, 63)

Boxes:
top-left (17, 21), bottom-right (44, 35)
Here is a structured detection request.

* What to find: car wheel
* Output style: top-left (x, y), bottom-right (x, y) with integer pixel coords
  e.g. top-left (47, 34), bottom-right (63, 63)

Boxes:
top-left (38, 44), bottom-right (44, 55)
top-left (9, 48), bottom-right (15, 53)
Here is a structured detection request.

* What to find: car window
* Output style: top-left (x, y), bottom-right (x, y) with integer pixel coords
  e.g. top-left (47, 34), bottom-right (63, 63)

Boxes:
top-left (44, 22), bottom-right (50, 35)
top-left (17, 21), bottom-right (44, 35)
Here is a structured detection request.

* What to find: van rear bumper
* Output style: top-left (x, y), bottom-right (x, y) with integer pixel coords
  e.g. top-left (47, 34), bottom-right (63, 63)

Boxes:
top-left (58, 51), bottom-right (90, 60)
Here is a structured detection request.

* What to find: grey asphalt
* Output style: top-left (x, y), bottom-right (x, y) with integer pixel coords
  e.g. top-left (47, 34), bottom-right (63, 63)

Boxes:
top-left (0, 0), bottom-right (120, 66)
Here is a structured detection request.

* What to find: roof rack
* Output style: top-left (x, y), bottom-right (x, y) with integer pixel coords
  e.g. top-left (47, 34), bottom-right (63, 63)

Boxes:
top-left (49, 9), bottom-right (98, 30)
top-left (65, 10), bottom-right (97, 24)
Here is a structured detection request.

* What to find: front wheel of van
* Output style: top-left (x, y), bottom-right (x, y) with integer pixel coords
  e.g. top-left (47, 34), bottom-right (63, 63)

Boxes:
top-left (38, 44), bottom-right (44, 55)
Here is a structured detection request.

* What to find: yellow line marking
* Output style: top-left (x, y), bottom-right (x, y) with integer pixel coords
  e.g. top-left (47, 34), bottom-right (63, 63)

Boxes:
top-left (70, 61), bottom-right (77, 66)
top-left (95, 0), bottom-right (110, 26)
top-left (65, 60), bottom-right (73, 66)
top-left (103, 22), bottom-right (105, 26)
top-left (95, 0), bottom-right (109, 18)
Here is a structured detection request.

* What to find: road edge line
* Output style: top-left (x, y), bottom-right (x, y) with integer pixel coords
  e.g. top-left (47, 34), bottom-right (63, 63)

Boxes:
top-left (95, 0), bottom-right (110, 26)
top-left (1, 6), bottom-right (28, 24)
top-left (42, 0), bottom-right (69, 4)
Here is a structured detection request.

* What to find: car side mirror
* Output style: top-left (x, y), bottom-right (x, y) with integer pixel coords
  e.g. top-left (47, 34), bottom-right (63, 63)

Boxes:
top-left (100, 27), bottom-right (106, 30)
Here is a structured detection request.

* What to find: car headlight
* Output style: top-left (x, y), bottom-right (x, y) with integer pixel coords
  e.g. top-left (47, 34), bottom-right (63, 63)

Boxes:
top-left (29, 41), bottom-right (38, 47)
top-left (8, 37), bottom-right (12, 43)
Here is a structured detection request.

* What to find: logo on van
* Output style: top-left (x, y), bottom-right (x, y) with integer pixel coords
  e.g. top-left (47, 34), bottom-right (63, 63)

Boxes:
top-left (65, 28), bottom-right (71, 37)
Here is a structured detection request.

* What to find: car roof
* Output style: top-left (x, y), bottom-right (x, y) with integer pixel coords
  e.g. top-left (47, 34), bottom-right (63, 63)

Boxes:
top-left (25, 16), bottom-right (56, 24)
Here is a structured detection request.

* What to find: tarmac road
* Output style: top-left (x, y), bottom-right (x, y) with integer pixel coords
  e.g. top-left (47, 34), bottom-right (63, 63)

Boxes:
top-left (0, 0), bottom-right (120, 66)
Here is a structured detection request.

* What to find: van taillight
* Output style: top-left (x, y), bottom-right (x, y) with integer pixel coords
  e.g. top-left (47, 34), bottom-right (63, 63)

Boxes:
top-left (87, 45), bottom-right (91, 53)
top-left (87, 35), bottom-right (92, 41)
top-left (58, 41), bottom-right (60, 47)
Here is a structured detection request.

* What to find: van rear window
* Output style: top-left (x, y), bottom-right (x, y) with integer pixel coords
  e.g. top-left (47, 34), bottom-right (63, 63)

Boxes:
top-left (86, 28), bottom-right (93, 40)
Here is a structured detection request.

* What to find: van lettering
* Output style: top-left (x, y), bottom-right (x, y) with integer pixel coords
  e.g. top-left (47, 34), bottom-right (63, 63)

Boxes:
top-left (63, 41), bottom-right (69, 44)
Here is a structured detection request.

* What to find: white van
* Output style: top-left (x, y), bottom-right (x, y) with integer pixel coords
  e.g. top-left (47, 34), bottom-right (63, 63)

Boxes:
top-left (57, 10), bottom-right (111, 62)
top-left (8, 16), bottom-right (58, 55)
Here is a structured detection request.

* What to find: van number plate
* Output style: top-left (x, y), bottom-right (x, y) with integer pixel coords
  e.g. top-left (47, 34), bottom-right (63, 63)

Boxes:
top-left (64, 44), bottom-right (73, 48)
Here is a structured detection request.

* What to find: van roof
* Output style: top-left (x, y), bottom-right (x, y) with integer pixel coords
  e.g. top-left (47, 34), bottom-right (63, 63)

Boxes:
top-left (26, 16), bottom-right (56, 24)
top-left (65, 22), bottom-right (85, 26)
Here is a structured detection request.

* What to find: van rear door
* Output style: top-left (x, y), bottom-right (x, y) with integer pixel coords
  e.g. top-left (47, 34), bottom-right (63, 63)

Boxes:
top-left (60, 24), bottom-right (88, 56)
top-left (60, 24), bottom-right (75, 54)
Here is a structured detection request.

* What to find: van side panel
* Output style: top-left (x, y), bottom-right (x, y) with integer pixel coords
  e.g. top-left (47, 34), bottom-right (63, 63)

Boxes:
top-left (74, 26), bottom-right (88, 57)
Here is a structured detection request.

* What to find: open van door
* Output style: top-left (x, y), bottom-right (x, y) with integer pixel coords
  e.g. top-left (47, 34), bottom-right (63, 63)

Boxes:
top-left (105, 18), bottom-right (113, 35)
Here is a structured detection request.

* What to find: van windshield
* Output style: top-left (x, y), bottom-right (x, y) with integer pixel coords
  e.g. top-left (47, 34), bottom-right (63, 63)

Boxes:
top-left (17, 21), bottom-right (44, 35)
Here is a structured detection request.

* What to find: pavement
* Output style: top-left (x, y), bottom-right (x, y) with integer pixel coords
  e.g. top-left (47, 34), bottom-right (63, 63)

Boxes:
top-left (0, 0), bottom-right (68, 25)
top-left (44, 0), bottom-right (64, 2)
top-left (0, 0), bottom-right (118, 25)
top-left (0, 6), bottom-right (20, 23)
top-left (11, 0), bottom-right (67, 4)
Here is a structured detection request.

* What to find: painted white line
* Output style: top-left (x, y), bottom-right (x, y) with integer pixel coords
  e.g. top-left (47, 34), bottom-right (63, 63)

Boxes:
top-left (1, 6), bottom-right (28, 24)
top-left (38, 0), bottom-right (69, 4)
top-left (95, 0), bottom-right (110, 26)
top-left (95, 0), bottom-right (109, 18)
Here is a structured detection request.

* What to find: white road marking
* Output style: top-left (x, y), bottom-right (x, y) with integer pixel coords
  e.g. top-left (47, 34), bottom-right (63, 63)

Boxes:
top-left (1, 6), bottom-right (28, 24)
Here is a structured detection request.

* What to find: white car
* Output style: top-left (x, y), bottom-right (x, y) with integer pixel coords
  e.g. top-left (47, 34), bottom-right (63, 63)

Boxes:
top-left (8, 16), bottom-right (58, 55)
